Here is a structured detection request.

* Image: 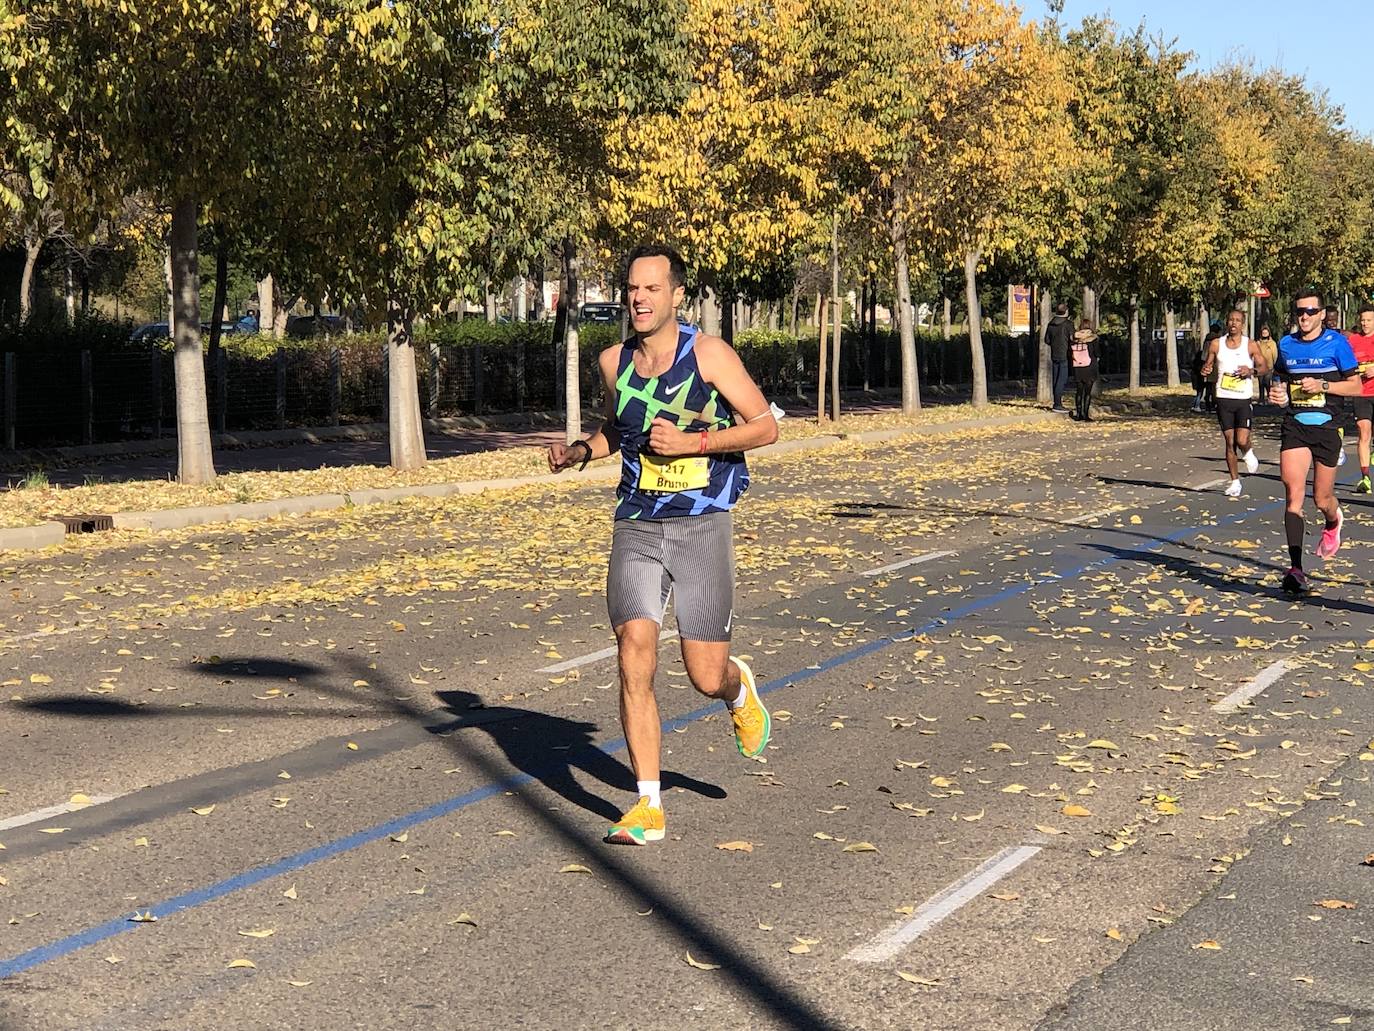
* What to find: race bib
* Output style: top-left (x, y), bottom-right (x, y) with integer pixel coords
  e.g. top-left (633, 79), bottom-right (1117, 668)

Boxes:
top-left (639, 454), bottom-right (709, 493)
top-left (1360, 361), bottom-right (1374, 379)
top-left (1290, 382), bottom-right (1326, 408)
top-left (1219, 373), bottom-right (1248, 393)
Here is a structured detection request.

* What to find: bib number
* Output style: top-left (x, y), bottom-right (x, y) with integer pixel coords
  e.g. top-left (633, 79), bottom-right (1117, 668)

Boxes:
top-left (1219, 372), bottom-right (1247, 393)
top-left (1290, 383), bottom-right (1325, 408)
top-left (639, 454), bottom-right (709, 493)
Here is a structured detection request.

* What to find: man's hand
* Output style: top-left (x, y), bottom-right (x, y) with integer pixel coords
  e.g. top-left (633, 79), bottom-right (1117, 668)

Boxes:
top-left (1269, 381), bottom-right (1290, 406)
top-left (548, 440), bottom-right (587, 473)
top-left (1299, 376), bottom-right (1325, 396)
top-left (648, 418), bottom-right (695, 456)
top-left (1236, 365), bottom-right (1253, 378)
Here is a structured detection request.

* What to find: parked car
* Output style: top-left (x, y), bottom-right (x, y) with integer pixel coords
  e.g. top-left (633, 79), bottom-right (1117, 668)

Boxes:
top-left (285, 314), bottom-right (347, 338)
top-left (129, 322), bottom-right (170, 343)
top-left (578, 302), bottom-right (623, 325)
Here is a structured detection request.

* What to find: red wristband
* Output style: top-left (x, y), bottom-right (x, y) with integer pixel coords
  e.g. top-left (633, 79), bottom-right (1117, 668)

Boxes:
top-left (699, 430), bottom-right (709, 455)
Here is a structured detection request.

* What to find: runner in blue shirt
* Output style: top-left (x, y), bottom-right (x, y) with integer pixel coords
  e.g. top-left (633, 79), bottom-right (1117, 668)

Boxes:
top-left (1268, 289), bottom-right (1362, 593)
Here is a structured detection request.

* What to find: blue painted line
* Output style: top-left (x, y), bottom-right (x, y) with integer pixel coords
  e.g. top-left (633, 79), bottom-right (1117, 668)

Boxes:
top-left (0, 492), bottom-right (1303, 978)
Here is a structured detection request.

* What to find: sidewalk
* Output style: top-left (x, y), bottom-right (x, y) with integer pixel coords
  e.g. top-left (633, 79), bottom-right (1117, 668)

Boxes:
top-left (0, 401), bottom-right (1064, 554)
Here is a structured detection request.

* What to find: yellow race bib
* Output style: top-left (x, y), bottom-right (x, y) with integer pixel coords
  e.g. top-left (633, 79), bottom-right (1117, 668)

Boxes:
top-left (1290, 383), bottom-right (1326, 408)
top-left (638, 454), bottom-right (710, 493)
top-left (1360, 361), bottom-right (1374, 379)
top-left (1219, 372), bottom-right (1247, 393)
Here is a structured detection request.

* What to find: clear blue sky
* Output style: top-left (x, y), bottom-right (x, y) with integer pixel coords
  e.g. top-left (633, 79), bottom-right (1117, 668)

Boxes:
top-left (1042, 0), bottom-right (1374, 138)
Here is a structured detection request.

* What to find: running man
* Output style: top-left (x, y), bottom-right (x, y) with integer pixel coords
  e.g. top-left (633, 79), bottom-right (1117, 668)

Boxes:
top-left (1346, 305), bottom-right (1374, 492)
top-left (1268, 290), bottom-right (1362, 594)
top-left (547, 243), bottom-right (778, 844)
top-left (1200, 309), bottom-right (1265, 497)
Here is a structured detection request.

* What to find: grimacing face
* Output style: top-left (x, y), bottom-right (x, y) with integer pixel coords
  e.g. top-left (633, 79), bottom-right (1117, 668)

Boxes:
top-left (1226, 311), bottom-right (1244, 334)
top-left (626, 256), bottom-right (685, 337)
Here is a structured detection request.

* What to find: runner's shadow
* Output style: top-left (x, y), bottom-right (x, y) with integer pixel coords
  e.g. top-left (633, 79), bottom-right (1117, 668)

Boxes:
top-left (1084, 543), bottom-right (1374, 617)
top-left (432, 690), bottom-right (726, 822)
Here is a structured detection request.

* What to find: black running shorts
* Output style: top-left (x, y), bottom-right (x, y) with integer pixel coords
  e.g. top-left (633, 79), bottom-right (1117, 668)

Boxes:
top-left (1354, 397), bottom-right (1374, 423)
top-left (1280, 416), bottom-right (1342, 468)
top-left (1215, 398), bottom-right (1252, 433)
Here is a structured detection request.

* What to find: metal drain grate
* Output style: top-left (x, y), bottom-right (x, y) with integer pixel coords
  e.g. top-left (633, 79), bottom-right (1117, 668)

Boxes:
top-left (56, 514), bottom-right (114, 534)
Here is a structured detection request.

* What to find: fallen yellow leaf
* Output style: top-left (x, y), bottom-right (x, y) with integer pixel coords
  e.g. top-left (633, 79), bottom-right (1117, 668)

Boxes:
top-left (1314, 899), bottom-right (1356, 910)
top-left (842, 841), bottom-right (879, 853)
top-left (1061, 804), bottom-right (1092, 818)
top-left (237, 928), bottom-right (275, 938)
top-left (226, 959), bottom-right (257, 970)
top-left (559, 864), bottom-right (593, 874)
top-left (897, 972), bottom-right (940, 986)
top-left (715, 840), bottom-right (754, 852)
top-left (190, 805), bottom-right (215, 817)
top-left (1193, 940), bottom-right (1222, 950)
top-left (685, 952), bottom-right (721, 970)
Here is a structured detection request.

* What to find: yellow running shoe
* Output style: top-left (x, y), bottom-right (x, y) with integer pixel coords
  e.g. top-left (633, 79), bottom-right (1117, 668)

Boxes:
top-left (728, 656), bottom-right (771, 758)
top-left (604, 797), bottom-right (664, 845)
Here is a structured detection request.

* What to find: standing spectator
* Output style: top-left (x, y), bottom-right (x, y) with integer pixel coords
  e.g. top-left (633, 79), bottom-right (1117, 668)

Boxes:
top-left (1255, 324), bottom-right (1279, 404)
top-left (1045, 302), bottom-right (1073, 413)
top-left (1069, 319), bottom-right (1100, 421)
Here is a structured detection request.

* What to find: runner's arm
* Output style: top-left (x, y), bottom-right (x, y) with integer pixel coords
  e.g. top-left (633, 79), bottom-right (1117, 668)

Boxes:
top-left (547, 351), bottom-right (622, 472)
top-left (646, 335), bottom-right (778, 457)
top-left (1246, 342), bottom-right (1267, 376)
top-left (1199, 340), bottom-right (1219, 377)
top-left (1299, 370), bottom-right (1363, 398)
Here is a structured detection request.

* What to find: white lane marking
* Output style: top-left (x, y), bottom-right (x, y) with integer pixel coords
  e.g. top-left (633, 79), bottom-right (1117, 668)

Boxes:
top-left (1195, 477), bottom-right (1230, 491)
top-left (846, 840), bottom-right (1044, 963)
top-left (1067, 508), bottom-right (1119, 525)
top-left (3, 622), bottom-right (99, 646)
top-left (860, 550), bottom-right (956, 578)
top-left (537, 628), bottom-right (679, 674)
top-left (1212, 659), bottom-right (1291, 714)
top-left (0, 794), bottom-right (119, 832)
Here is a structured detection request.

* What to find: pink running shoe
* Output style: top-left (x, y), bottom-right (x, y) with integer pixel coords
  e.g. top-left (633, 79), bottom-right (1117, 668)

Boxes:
top-left (1315, 507), bottom-right (1343, 559)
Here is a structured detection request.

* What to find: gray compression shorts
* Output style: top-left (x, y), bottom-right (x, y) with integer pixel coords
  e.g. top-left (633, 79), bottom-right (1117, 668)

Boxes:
top-left (607, 512), bottom-right (735, 641)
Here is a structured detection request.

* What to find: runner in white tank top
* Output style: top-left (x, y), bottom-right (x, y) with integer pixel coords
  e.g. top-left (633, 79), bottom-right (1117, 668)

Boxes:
top-left (1201, 309), bottom-right (1269, 497)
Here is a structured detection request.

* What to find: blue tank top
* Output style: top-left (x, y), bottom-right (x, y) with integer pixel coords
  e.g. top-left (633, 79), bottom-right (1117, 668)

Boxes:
top-left (612, 326), bottom-right (748, 520)
top-left (1276, 329), bottom-right (1358, 426)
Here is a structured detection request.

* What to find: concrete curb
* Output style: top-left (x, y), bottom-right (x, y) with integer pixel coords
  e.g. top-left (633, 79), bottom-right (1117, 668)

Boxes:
top-left (0, 521), bottom-right (67, 553)
top-left (1, 408), bottom-right (1058, 554)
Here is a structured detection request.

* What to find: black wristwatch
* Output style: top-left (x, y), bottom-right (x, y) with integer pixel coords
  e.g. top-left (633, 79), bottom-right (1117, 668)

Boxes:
top-left (571, 439), bottom-right (593, 470)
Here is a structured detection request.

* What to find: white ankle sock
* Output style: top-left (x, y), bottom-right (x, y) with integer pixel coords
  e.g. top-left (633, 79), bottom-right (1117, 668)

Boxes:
top-left (637, 780), bottom-right (661, 809)
top-left (727, 682), bottom-right (749, 709)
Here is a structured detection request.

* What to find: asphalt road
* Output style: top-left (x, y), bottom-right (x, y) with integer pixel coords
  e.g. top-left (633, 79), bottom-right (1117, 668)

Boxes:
top-left (0, 408), bottom-right (1371, 1030)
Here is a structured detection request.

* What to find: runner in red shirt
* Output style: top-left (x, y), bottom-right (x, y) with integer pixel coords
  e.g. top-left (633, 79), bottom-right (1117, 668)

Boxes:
top-left (1348, 306), bottom-right (1374, 493)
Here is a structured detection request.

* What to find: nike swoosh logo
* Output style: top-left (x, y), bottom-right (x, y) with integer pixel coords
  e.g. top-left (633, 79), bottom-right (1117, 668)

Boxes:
top-left (663, 380), bottom-right (691, 395)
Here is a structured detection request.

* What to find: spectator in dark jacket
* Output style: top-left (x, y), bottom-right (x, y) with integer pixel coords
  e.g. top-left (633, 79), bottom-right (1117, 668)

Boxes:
top-left (1045, 303), bottom-right (1073, 412)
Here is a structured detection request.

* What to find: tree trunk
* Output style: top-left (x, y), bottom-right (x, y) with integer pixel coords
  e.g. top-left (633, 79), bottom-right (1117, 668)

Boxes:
top-left (165, 247), bottom-right (175, 331)
top-left (257, 275), bottom-right (274, 335)
top-left (208, 233), bottom-right (229, 433)
top-left (1083, 285), bottom-right (1097, 327)
top-left (1036, 286), bottom-right (1052, 404)
top-left (1127, 291), bottom-right (1141, 394)
top-left (485, 280), bottom-right (497, 322)
top-left (829, 220), bottom-right (841, 421)
top-left (699, 281), bottom-right (721, 337)
top-left (1164, 302), bottom-right (1180, 388)
top-left (563, 241), bottom-right (583, 441)
top-left (789, 293), bottom-right (799, 339)
top-left (64, 255), bottom-right (76, 322)
top-left (941, 296), bottom-right (952, 341)
top-left (816, 292), bottom-right (829, 422)
top-left (965, 249), bottom-right (988, 407)
top-left (169, 196), bottom-right (216, 484)
top-left (387, 297), bottom-right (426, 470)
top-left (19, 233), bottom-right (42, 322)
top-left (891, 215), bottom-right (921, 413)
top-left (513, 275), bottom-right (528, 321)
top-left (721, 294), bottom-right (735, 346)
